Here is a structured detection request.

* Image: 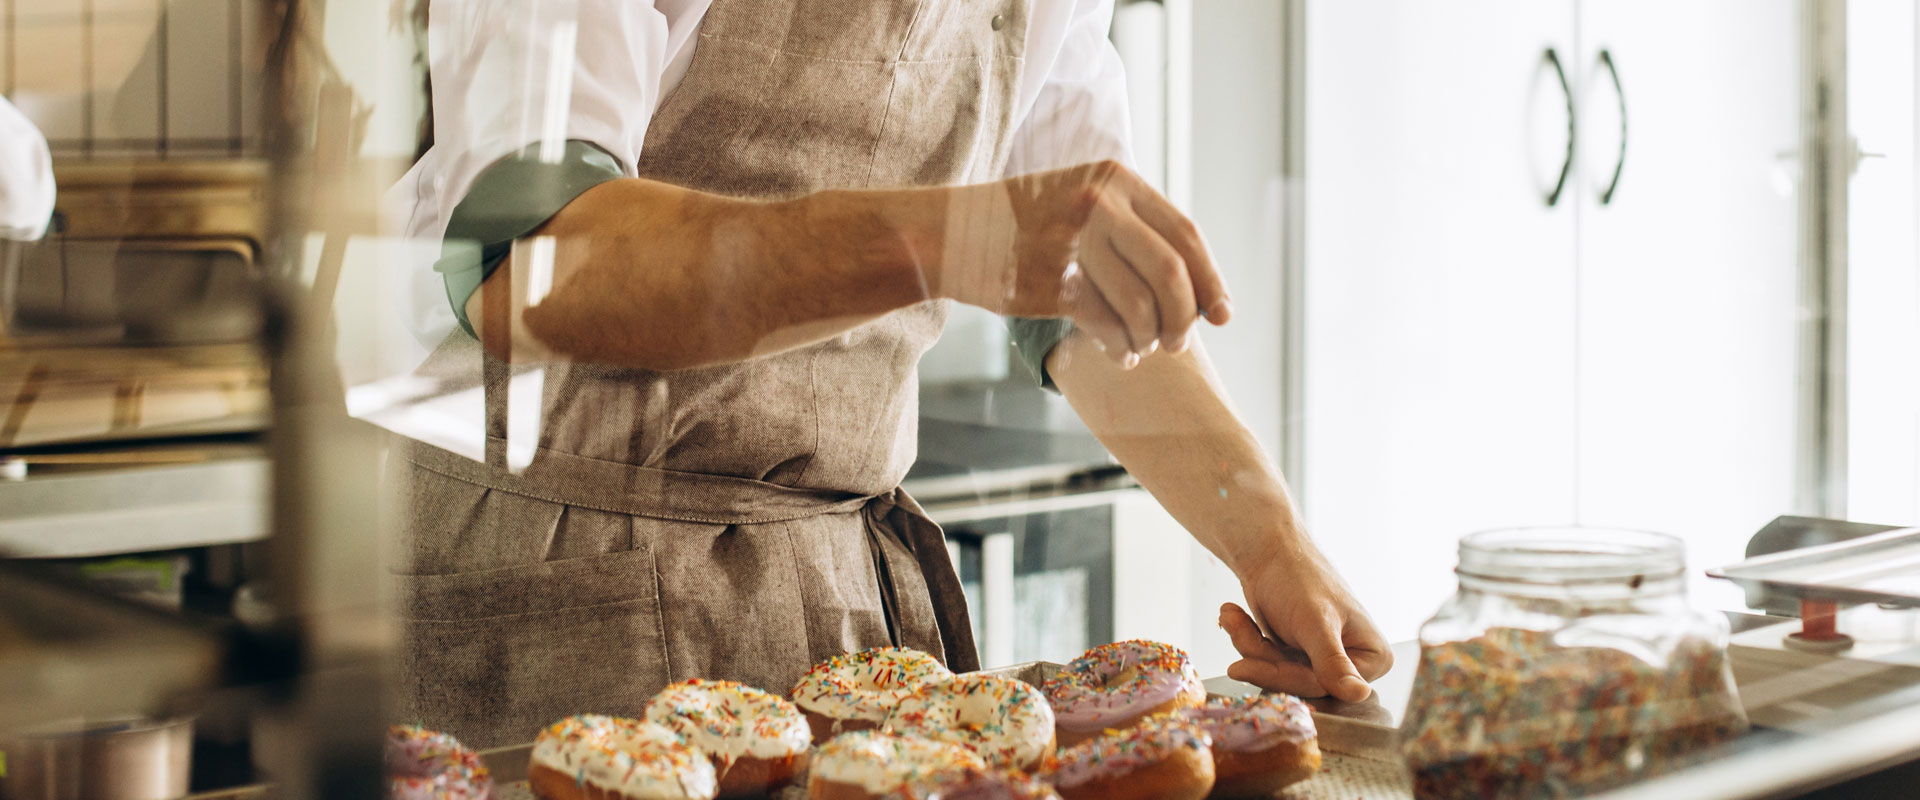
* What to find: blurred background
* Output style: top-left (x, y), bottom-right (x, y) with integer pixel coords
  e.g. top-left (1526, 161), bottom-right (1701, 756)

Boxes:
top-left (0, 0), bottom-right (1915, 796)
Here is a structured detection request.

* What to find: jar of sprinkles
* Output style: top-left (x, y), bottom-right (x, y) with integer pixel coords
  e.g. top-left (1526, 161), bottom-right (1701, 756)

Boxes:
top-left (1399, 527), bottom-right (1746, 800)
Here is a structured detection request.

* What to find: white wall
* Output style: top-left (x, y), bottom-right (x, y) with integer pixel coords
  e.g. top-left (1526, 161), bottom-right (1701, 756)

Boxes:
top-left (1189, 0), bottom-right (1287, 462)
top-left (1180, 0), bottom-right (1290, 673)
top-left (1846, 0), bottom-right (1920, 526)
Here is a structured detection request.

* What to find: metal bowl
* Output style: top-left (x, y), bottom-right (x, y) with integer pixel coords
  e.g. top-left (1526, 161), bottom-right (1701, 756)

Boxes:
top-left (0, 716), bottom-right (192, 800)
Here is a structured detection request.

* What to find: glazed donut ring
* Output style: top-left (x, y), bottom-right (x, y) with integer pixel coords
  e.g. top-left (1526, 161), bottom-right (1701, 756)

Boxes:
top-left (896, 764), bottom-right (1062, 800)
top-left (527, 715), bottom-right (716, 800)
top-left (1179, 695), bottom-right (1321, 798)
top-left (386, 725), bottom-right (493, 800)
top-left (886, 674), bottom-right (1056, 769)
top-left (804, 731), bottom-right (985, 800)
top-left (1042, 640), bottom-right (1206, 746)
top-left (1041, 712), bottom-right (1216, 800)
top-left (791, 647), bottom-right (954, 742)
top-left (645, 679), bottom-right (812, 798)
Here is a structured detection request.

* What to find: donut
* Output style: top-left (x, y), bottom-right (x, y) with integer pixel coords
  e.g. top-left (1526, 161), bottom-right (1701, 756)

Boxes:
top-left (386, 725), bottom-right (493, 800)
top-left (804, 730), bottom-right (985, 800)
top-left (886, 673), bottom-right (1056, 769)
top-left (791, 647), bottom-right (954, 742)
top-left (1041, 640), bottom-right (1206, 747)
top-left (644, 679), bottom-right (812, 798)
top-left (527, 715), bottom-right (717, 800)
top-left (1040, 712), bottom-right (1215, 800)
top-left (895, 765), bottom-right (1062, 800)
top-left (1178, 695), bottom-right (1321, 798)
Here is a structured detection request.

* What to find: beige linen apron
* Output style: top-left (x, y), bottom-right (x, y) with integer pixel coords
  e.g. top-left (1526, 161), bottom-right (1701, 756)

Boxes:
top-left (394, 0), bottom-right (1030, 747)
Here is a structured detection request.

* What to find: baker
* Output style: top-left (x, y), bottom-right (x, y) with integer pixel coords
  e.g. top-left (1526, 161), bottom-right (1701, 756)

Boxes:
top-left (393, 0), bottom-right (1390, 747)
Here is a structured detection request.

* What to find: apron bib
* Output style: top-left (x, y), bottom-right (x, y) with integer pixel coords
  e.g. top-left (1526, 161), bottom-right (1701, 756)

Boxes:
top-left (394, 0), bottom-right (1029, 747)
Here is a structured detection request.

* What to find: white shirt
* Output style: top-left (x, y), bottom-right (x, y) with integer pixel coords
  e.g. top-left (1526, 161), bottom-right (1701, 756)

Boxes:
top-left (394, 0), bottom-right (1134, 345)
top-left (0, 96), bottom-right (55, 241)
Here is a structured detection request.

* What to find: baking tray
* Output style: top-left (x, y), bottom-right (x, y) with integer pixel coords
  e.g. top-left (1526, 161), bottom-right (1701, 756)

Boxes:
top-left (1707, 526), bottom-right (1920, 608)
top-left (482, 660), bottom-right (1410, 800)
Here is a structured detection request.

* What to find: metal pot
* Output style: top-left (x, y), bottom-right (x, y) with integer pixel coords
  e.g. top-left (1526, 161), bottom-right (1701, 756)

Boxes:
top-left (0, 717), bottom-right (192, 800)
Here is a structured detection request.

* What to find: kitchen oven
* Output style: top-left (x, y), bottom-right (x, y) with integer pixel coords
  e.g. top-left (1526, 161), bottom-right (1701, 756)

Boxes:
top-left (912, 464), bottom-right (1135, 669)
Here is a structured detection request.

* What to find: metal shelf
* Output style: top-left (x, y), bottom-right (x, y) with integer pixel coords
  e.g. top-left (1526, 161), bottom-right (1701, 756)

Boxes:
top-left (0, 448), bottom-right (268, 558)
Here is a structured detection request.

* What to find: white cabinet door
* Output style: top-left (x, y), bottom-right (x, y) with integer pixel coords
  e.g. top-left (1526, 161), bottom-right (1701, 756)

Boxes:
top-left (1573, 1), bottom-right (1804, 591)
top-left (1303, 1), bottom-right (1579, 641)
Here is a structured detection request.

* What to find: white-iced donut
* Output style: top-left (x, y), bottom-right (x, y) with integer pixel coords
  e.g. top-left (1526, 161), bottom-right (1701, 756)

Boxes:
top-left (886, 674), bottom-right (1056, 770)
top-left (791, 647), bottom-right (954, 742)
top-left (645, 679), bottom-right (812, 798)
top-left (527, 715), bottom-right (715, 800)
top-left (805, 731), bottom-right (985, 799)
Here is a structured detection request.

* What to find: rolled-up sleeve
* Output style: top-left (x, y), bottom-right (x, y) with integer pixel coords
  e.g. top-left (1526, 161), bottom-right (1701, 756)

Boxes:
top-left (1002, 0), bottom-right (1134, 391)
top-left (408, 0), bottom-right (674, 338)
top-left (0, 97), bottom-right (55, 241)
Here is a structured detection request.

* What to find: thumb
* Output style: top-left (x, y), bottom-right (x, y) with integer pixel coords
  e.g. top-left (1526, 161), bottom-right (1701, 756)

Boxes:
top-left (1301, 615), bottom-right (1369, 703)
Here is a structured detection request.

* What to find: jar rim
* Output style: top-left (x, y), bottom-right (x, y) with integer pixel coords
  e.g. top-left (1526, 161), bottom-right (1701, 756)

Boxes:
top-left (1456, 526), bottom-right (1686, 585)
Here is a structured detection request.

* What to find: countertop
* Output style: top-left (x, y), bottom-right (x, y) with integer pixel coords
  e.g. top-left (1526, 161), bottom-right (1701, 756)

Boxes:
top-left (1214, 608), bottom-right (1920, 799)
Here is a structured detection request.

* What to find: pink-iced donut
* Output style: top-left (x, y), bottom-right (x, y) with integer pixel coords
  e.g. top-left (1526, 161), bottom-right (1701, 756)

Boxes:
top-left (1041, 640), bottom-right (1206, 746)
top-left (896, 764), bottom-right (1062, 800)
top-left (1040, 712), bottom-right (1215, 800)
top-left (1179, 695), bottom-right (1321, 797)
top-left (386, 725), bottom-right (493, 800)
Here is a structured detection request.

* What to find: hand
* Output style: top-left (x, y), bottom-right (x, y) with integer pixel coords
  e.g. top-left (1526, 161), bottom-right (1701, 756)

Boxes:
top-left (936, 161), bottom-right (1233, 366)
top-left (1219, 548), bottom-right (1392, 703)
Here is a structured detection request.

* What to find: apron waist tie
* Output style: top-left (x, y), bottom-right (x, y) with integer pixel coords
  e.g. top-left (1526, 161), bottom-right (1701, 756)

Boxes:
top-left (407, 438), bottom-right (980, 671)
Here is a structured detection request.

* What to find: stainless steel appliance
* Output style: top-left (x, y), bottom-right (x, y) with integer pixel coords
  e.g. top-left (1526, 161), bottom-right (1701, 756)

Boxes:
top-left (922, 466), bottom-right (1133, 668)
top-left (0, 716), bottom-right (194, 800)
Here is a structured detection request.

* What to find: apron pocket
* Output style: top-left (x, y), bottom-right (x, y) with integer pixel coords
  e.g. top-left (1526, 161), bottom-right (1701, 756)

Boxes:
top-left (391, 547), bottom-right (667, 748)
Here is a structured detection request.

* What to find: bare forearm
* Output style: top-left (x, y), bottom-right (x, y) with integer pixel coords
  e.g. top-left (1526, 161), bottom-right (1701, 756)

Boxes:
top-left (472, 178), bottom-right (964, 369)
top-left (472, 160), bottom-right (1230, 373)
top-left (1049, 330), bottom-right (1311, 579)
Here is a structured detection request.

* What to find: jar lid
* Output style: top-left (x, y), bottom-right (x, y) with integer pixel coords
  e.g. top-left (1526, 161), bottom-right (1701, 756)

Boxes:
top-left (1456, 526), bottom-right (1685, 586)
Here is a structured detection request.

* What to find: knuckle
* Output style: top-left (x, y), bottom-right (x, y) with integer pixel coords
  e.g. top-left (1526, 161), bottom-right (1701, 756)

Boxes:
top-left (1153, 255), bottom-right (1186, 286)
top-left (1129, 297), bottom-right (1157, 325)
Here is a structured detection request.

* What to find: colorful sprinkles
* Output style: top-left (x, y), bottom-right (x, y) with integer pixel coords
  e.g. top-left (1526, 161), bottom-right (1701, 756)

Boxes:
top-left (791, 647), bottom-right (955, 724)
top-left (1400, 627), bottom-right (1747, 799)
top-left (810, 730), bottom-right (985, 793)
top-left (1038, 711), bottom-right (1212, 789)
top-left (894, 763), bottom-right (1062, 800)
top-left (1041, 640), bottom-right (1202, 732)
top-left (888, 674), bottom-right (1056, 768)
top-left (386, 725), bottom-right (493, 800)
top-left (529, 714), bottom-right (715, 800)
top-left (1179, 693), bottom-right (1316, 753)
top-left (644, 678), bottom-right (813, 764)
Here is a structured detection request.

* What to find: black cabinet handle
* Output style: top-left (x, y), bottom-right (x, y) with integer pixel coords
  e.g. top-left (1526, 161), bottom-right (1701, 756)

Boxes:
top-left (1596, 48), bottom-right (1627, 204)
top-left (1544, 47), bottom-right (1576, 207)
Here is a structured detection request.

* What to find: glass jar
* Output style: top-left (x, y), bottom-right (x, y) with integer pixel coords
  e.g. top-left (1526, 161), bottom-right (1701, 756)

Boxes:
top-left (1399, 527), bottom-right (1746, 799)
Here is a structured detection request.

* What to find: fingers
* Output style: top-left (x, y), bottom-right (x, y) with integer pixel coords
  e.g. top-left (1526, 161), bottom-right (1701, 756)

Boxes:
top-left (1078, 234), bottom-right (1159, 357)
top-left (1220, 602), bottom-right (1375, 703)
top-left (1064, 167), bottom-right (1229, 362)
top-left (1343, 615), bottom-right (1396, 682)
top-left (1126, 184), bottom-right (1231, 326)
top-left (1294, 608), bottom-right (1372, 703)
top-left (1061, 267), bottom-right (1137, 367)
top-left (1219, 603), bottom-right (1325, 697)
top-left (1219, 602), bottom-right (1288, 661)
top-left (1106, 213), bottom-right (1197, 354)
top-left (1226, 657), bottom-right (1331, 699)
